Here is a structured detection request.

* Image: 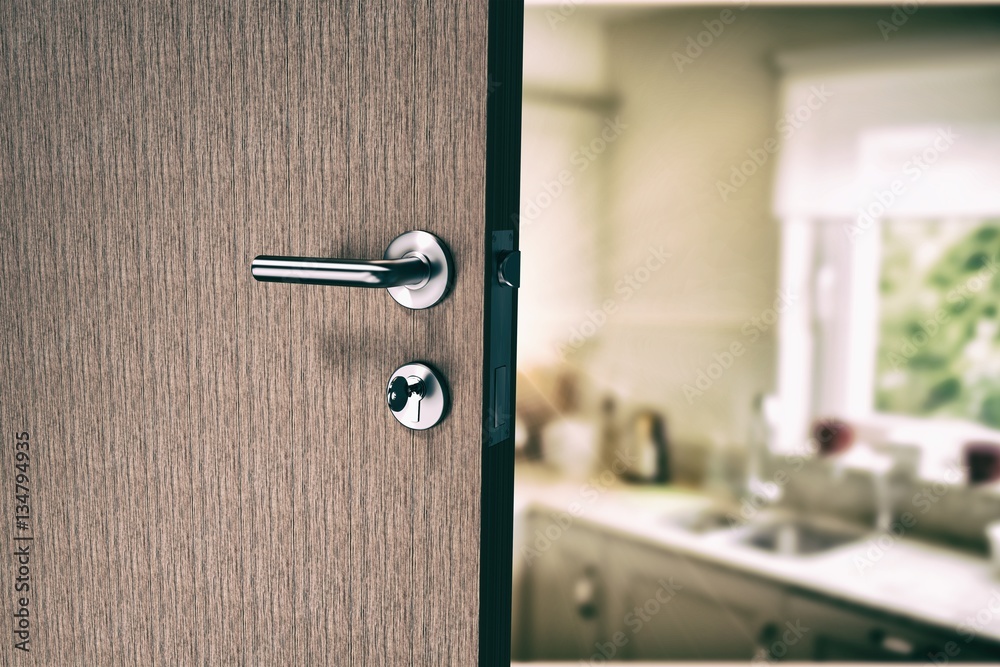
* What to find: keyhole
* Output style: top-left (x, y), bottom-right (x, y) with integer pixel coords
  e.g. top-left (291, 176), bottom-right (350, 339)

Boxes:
top-left (404, 376), bottom-right (425, 423)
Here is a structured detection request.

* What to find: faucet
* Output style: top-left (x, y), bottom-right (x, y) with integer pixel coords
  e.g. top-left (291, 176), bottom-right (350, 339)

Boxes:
top-left (873, 473), bottom-right (893, 532)
top-left (870, 452), bottom-right (904, 532)
top-left (743, 393), bottom-right (784, 508)
top-left (746, 475), bottom-right (785, 514)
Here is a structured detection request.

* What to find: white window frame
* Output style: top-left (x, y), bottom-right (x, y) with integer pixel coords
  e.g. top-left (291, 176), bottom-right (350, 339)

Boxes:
top-left (770, 45), bottom-right (1000, 473)
top-left (775, 215), bottom-right (1000, 475)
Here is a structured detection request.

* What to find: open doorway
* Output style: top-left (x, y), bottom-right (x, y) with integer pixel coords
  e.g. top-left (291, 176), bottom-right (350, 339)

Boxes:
top-left (513, 3), bottom-right (1000, 663)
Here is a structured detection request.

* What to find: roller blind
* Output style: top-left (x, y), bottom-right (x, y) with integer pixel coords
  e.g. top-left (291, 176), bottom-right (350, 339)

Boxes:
top-left (772, 44), bottom-right (1000, 219)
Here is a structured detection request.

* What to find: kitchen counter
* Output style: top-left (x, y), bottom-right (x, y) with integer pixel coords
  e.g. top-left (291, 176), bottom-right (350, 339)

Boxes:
top-left (514, 461), bottom-right (1000, 645)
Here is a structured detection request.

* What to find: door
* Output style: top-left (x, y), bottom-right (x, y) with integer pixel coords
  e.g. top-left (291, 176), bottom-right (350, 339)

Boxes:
top-left (0, 1), bottom-right (522, 665)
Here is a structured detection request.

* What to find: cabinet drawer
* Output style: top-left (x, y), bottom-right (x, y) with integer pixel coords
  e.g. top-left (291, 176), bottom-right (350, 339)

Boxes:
top-left (610, 534), bottom-right (783, 608)
top-left (607, 537), bottom-right (784, 661)
top-left (788, 594), bottom-right (1000, 662)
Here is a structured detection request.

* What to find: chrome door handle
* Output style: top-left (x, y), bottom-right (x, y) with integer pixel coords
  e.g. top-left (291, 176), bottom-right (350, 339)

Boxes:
top-left (252, 256), bottom-right (428, 288)
top-left (251, 230), bottom-right (453, 309)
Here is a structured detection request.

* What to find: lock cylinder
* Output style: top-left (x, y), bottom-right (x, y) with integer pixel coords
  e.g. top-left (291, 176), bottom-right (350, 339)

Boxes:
top-left (387, 376), bottom-right (424, 412)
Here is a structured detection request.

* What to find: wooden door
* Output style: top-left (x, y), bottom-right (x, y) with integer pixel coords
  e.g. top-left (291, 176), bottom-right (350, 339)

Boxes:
top-left (0, 1), bottom-right (522, 665)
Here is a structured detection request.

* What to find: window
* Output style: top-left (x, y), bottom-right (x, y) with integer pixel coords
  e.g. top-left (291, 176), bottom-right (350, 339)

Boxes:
top-left (770, 48), bottom-right (1000, 461)
top-left (875, 218), bottom-right (1000, 427)
top-left (789, 216), bottom-right (1000, 470)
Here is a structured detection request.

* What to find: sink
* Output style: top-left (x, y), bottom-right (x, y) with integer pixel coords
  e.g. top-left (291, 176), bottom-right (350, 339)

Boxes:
top-left (664, 508), bottom-right (738, 534)
top-left (663, 506), bottom-right (868, 556)
top-left (740, 519), bottom-right (865, 556)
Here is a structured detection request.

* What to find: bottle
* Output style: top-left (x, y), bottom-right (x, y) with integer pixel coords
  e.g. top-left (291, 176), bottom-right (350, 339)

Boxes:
top-left (623, 409), bottom-right (670, 484)
top-left (541, 371), bottom-right (600, 479)
top-left (598, 395), bottom-right (620, 475)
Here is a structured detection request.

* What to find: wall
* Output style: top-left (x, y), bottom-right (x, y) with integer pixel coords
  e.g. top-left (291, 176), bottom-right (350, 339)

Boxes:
top-left (517, 10), bottom-right (612, 368)
top-left (589, 7), bottom-right (783, 478)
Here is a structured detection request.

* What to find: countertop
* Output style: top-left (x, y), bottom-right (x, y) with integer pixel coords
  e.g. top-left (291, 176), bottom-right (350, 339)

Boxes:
top-left (513, 462), bottom-right (1000, 645)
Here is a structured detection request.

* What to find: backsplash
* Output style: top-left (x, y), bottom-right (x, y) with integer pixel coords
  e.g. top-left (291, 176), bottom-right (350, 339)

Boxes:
top-left (773, 456), bottom-right (1000, 553)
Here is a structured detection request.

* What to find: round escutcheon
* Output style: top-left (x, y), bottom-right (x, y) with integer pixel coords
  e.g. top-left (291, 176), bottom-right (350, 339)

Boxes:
top-left (384, 231), bottom-right (453, 310)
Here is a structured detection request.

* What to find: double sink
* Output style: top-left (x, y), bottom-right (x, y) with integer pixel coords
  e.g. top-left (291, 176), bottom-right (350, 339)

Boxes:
top-left (665, 506), bottom-right (869, 557)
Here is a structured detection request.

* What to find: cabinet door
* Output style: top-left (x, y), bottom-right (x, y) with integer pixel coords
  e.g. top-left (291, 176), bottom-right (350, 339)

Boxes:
top-left (607, 538), bottom-right (784, 661)
top-left (523, 513), bottom-right (609, 660)
top-left (787, 594), bottom-right (1000, 663)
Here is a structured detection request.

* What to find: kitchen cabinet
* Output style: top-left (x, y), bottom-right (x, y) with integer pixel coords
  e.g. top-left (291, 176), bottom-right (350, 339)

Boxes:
top-left (606, 537), bottom-right (785, 661)
top-left (785, 594), bottom-right (1000, 662)
top-left (516, 509), bottom-right (1000, 662)
top-left (521, 509), bottom-right (610, 660)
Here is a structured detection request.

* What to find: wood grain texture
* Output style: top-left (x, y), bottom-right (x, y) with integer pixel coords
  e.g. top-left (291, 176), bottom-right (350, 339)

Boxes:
top-left (0, 1), bottom-right (503, 664)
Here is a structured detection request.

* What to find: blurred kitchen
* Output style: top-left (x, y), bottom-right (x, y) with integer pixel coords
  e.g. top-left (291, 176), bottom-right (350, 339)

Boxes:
top-left (511, 2), bottom-right (1000, 663)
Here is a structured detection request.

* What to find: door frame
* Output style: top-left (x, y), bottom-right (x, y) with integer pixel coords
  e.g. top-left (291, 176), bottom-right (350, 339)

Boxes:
top-left (479, 1), bottom-right (524, 664)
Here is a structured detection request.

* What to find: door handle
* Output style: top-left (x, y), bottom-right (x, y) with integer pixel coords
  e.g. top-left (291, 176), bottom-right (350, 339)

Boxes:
top-left (251, 230), bottom-right (453, 309)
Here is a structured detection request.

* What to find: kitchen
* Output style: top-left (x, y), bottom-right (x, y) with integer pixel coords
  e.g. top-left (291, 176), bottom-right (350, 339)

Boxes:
top-left (511, 2), bottom-right (1000, 662)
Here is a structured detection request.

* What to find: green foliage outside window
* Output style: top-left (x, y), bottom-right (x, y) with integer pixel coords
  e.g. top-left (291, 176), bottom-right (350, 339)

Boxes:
top-left (876, 219), bottom-right (1000, 427)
